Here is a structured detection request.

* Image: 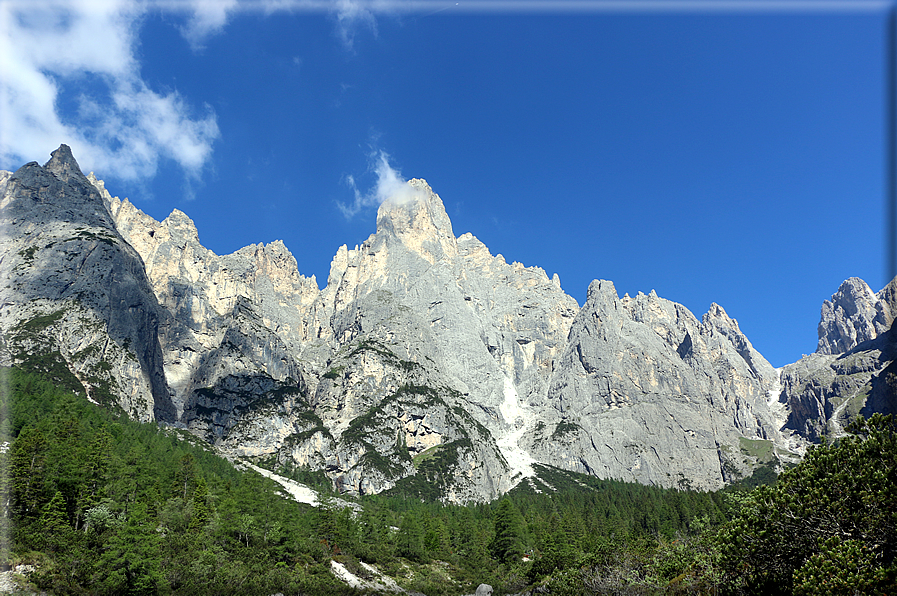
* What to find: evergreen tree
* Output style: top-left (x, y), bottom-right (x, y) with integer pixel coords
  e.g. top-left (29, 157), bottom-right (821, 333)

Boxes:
top-left (189, 477), bottom-right (211, 529)
top-left (397, 512), bottom-right (427, 563)
top-left (491, 498), bottom-right (527, 564)
top-left (38, 490), bottom-right (70, 552)
top-left (719, 414), bottom-right (897, 594)
top-left (95, 501), bottom-right (166, 595)
top-left (10, 426), bottom-right (46, 518)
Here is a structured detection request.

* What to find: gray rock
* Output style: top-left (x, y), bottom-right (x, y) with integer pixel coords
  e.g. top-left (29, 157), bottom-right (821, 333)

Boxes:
top-left (475, 584), bottom-right (494, 596)
top-left (782, 297), bottom-right (896, 441)
top-left (534, 279), bottom-right (782, 490)
top-left (817, 277), bottom-right (895, 355)
top-left (0, 145), bottom-right (174, 421)
top-left (7, 146), bottom-right (894, 502)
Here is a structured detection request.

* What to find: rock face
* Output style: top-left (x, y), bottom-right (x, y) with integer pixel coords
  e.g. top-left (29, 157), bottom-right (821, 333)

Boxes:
top-left (3, 145), bottom-right (894, 501)
top-left (0, 146), bottom-right (174, 422)
top-left (779, 278), bottom-right (897, 441)
top-left (528, 280), bottom-right (781, 489)
top-left (817, 277), bottom-right (896, 355)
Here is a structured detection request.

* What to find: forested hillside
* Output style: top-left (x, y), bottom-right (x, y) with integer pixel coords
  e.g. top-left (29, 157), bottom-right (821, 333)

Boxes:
top-left (1, 367), bottom-right (894, 595)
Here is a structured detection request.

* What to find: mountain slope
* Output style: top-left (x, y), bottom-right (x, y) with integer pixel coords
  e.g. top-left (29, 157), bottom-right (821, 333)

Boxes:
top-left (2, 145), bottom-right (893, 501)
top-left (0, 146), bottom-right (174, 421)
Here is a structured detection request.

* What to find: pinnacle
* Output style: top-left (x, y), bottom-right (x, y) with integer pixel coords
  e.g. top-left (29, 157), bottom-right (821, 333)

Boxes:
top-left (375, 179), bottom-right (454, 244)
top-left (44, 144), bottom-right (86, 181)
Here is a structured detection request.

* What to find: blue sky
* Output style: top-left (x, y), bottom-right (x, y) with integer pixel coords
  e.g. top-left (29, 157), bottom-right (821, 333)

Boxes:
top-left (0, 0), bottom-right (891, 367)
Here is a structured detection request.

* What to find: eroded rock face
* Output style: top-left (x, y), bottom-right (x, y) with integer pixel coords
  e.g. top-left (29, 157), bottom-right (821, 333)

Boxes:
top-left (780, 277), bottom-right (897, 441)
top-left (0, 146), bottom-right (174, 422)
top-left (99, 181), bottom-right (320, 418)
top-left (7, 146), bottom-right (893, 501)
top-left (282, 180), bottom-right (577, 499)
top-left (817, 277), bottom-right (896, 355)
top-left (532, 280), bottom-right (781, 490)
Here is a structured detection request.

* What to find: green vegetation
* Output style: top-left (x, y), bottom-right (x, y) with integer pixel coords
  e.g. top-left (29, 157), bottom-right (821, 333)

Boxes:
top-left (70, 228), bottom-right (118, 246)
top-left (412, 444), bottom-right (441, 467)
top-left (551, 420), bottom-right (582, 440)
top-left (738, 437), bottom-right (774, 462)
top-left (17, 245), bottom-right (39, 265)
top-left (4, 364), bottom-right (895, 595)
top-left (323, 365), bottom-right (345, 380)
top-left (718, 414), bottom-right (897, 595)
top-left (13, 310), bottom-right (66, 334)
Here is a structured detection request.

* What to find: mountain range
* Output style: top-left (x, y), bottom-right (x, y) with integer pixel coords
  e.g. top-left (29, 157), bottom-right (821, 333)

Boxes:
top-left (1, 145), bottom-right (894, 503)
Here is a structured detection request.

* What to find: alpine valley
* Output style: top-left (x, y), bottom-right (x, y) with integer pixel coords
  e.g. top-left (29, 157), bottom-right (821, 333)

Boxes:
top-left (2, 145), bottom-right (895, 504)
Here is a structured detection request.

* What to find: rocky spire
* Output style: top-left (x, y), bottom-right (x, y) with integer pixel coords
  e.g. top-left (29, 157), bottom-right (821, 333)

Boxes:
top-left (817, 277), bottom-right (890, 355)
top-left (374, 179), bottom-right (457, 264)
top-left (44, 144), bottom-right (87, 183)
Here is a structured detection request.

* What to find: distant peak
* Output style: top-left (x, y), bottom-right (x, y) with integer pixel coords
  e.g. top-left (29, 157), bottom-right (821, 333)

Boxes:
top-left (162, 209), bottom-right (200, 242)
top-left (376, 179), bottom-right (454, 243)
top-left (44, 144), bottom-right (86, 182)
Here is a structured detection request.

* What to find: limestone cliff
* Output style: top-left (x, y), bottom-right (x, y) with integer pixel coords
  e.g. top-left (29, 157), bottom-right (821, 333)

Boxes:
top-left (779, 278), bottom-right (896, 441)
top-left (529, 280), bottom-right (782, 490)
top-left (5, 145), bottom-right (893, 501)
top-left (816, 277), bottom-right (896, 355)
top-left (0, 146), bottom-right (174, 421)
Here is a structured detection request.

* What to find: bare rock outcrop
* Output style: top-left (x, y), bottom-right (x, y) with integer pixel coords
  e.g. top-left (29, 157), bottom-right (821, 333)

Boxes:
top-left (817, 277), bottom-right (896, 355)
top-left (779, 276), bottom-right (896, 441)
top-left (532, 280), bottom-right (782, 490)
top-left (0, 146), bottom-right (174, 421)
top-left (7, 146), bottom-right (893, 501)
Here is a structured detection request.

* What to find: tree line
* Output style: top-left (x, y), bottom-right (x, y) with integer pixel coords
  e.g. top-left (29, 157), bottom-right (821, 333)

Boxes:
top-left (1, 366), bottom-right (894, 595)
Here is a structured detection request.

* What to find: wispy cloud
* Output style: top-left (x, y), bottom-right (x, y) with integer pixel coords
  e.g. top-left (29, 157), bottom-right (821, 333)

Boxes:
top-left (179, 0), bottom-right (240, 50)
top-left (332, 0), bottom-right (378, 50)
top-left (0, 0), bottom-right (219, 181)
top-left (338, 150), bottom-right (423, 218)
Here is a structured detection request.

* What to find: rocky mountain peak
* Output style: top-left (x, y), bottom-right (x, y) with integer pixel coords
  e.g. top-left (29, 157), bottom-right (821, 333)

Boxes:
top-left (11, 145), bottom-right (893, 502)
top-left (702, 302), bottom-right (736, 329)
top-left (585, 279), bottom-right (622, 312)
top-left (162, 209), bottom-right (201, 244)
top-left (44, 144), bottom-right (86, 183)
top-left (876, 277), bottom-right (897, 331)
top-left (375, 179), bottom-right (456, 262)
top-left (817, 277), bottom-right (884, 354)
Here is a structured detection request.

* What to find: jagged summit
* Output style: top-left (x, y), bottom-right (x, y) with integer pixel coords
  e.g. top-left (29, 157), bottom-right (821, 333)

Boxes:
top-left (376, 179), bottom-right (453, 238)
top-left (0, 145), bottom-right (176, 422)
top-left (4, 145), bottom-right (894, 502)
top-left (374, 178), bottom-right (457, 264)
top-left (44, 143), bottom-right (86, 182)
top-left (817, 277), bottom-right (896, 355)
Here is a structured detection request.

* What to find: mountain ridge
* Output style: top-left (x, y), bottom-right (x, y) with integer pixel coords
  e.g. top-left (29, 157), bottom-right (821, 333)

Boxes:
top-left (1, 145), bottom-right (894, 502)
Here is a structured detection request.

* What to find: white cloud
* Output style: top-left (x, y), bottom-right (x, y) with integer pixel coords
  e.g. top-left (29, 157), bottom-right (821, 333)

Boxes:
top-left (331, 0), bottom-right (378, 51)
top-left (0, 0), bottom-right (398, 182)
top-left (338, 150), bottom-right (423, 218)
top-left (0, 0), bottom-right (218, 181)
top-left (179, 0), bottom-right (239, 50)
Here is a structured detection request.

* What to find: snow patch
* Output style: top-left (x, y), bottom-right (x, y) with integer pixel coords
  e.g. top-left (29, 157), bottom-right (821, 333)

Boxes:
top-left (766, 367), bottom-right (788, 427)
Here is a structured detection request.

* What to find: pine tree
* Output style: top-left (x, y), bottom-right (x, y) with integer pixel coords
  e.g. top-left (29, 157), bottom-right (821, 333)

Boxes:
top-left (189, 477), bottom-right (211, 529)
top-left (397, 512), bottom-right (427, 563)
top-left (719, 414), bottom-right (897, 594)
top-left (10, 426), bottom-right (46, 518)
top-left (95, 501), bottom-right (166, 595)
top-left (38, 490), bottom-right (70, 552)
top-left (491, 498), bottom-right (527, 564)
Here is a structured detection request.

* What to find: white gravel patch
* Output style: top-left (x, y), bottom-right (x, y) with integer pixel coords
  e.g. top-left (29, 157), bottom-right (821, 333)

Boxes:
top-left (330, 560), bottom-right (404, 592)
top-left (495, 377), bottom-right (537, 484)
top-left (246, 463), bottom-right (319, 506)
